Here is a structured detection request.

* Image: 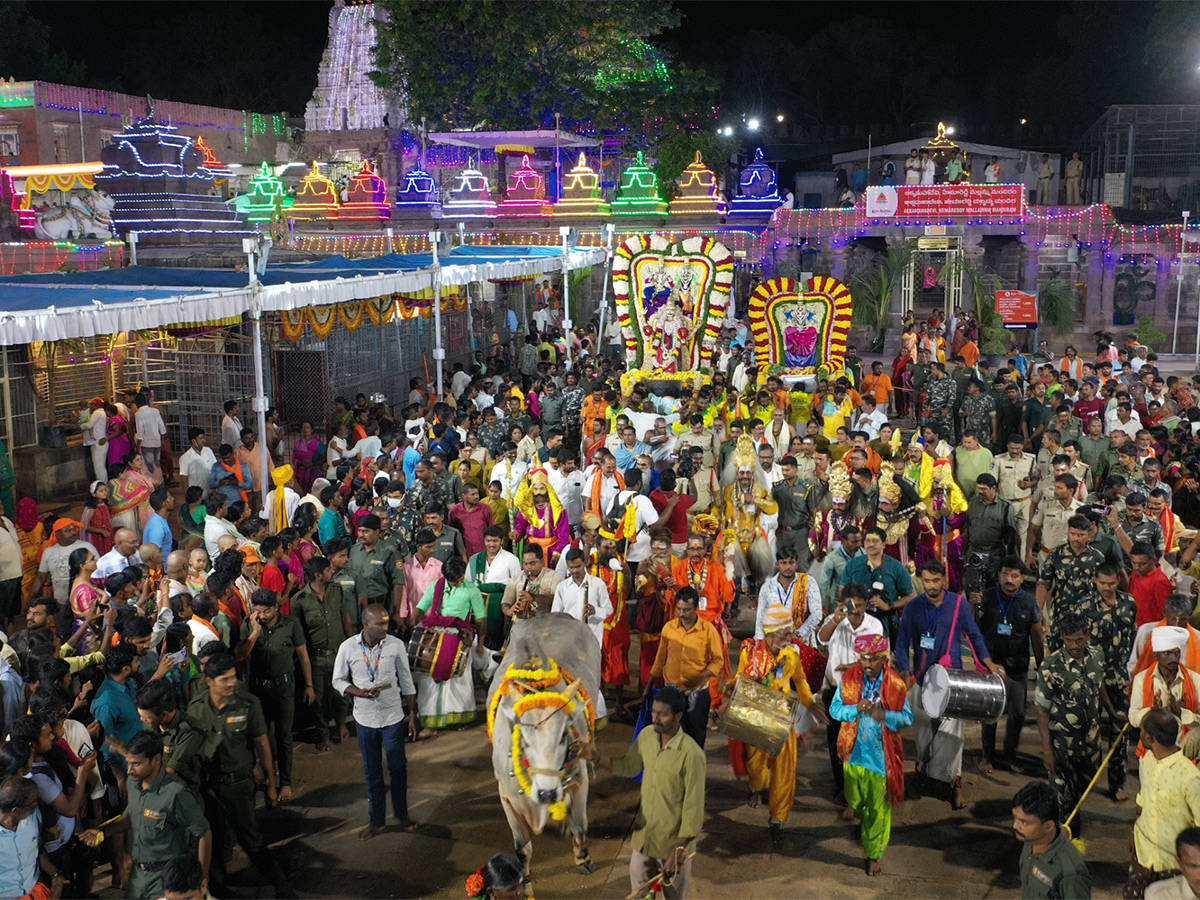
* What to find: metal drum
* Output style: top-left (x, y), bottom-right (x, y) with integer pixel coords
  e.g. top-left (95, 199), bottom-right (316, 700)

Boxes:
top-left (719, 676), bottom-right (799, 755)
top-left (921, 665), bottom-right (1007, 723)
top-left (408, 625), bottom-right (469, 682)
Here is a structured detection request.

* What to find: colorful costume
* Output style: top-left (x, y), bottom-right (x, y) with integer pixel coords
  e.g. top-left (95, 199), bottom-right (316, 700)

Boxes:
top-left (512, 468), bottom-right (570, 565)
top-left (900, 436), bottom-right (934, 501)
top-left (915, 457), bottom-right (968, 591)
top-left (829, 634), bottom-right (913, 863)
top-left (720, 435), bottom-right (778, 584)
top-left (109, 467), bottom-right (154, 536)
top-left (877, 463), bottom-right (920, 569)
top-left (809, 461), bottom-right (854, 559)
top-left (674, 554), bottom-right (736, 708)
top-left (593, 550), bottom-right (631, 688)
top-left (634, 555), bottom-right (676, 687)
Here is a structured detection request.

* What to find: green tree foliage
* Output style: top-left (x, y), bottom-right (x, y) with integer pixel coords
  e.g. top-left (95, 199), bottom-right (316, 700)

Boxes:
top-left (371, 0), bottom-right (694, 130)
top-left (0, 2), bottom-right (97, 87)
top-left (651, 130), bottom-right (733, 201)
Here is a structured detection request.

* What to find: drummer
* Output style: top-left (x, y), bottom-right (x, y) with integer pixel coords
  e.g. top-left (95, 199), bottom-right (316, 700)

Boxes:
top-left (895, 559), bottom-right (1005, 810)
top-left (730, 603), bottom-right (829, 841)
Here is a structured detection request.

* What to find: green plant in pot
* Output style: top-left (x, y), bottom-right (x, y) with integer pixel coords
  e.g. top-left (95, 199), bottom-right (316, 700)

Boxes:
top-left (850, 241), bottom-right (915, 353)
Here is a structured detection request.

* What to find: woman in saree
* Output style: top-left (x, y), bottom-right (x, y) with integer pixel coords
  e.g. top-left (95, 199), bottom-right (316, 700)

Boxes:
top-left (108, 453), bottom-right (155, 537)
top-left (68, 547), bottom-right (105, 654)
top-left (291, 421), bottom-right (324, 494)
top-left (13, 498), bottom-right (44, 599)
top-left (102, 403), bottom-right (132, 469)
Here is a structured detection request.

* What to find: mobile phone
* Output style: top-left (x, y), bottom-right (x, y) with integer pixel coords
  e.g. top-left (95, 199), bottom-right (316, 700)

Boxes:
top-left (169, 649), bottom-right (188, 666)
top-left (80, 744), bottom-right (93, 759)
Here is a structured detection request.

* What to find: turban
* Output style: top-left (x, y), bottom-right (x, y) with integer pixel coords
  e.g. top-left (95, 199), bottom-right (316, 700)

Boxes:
top-left (692, 514), bottom-right (720, 536)
top-left (762, 604), bottom-right (793, 634)
top-left (271, 465), bottom-right (295, 533)
top-left (1151, 625), bottom-right (1190, 653)
top-left (909, 434), bottom-right (926, 451)
top-left (854, 633), bottom-right (890, 656)
top-left (46, 517), bottom-right (82, 547)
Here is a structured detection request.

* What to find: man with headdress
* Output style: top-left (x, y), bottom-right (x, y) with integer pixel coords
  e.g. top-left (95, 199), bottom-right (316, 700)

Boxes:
top-left (810, 461), bottom-right (856, 562)
top-left (915, 456), bottom-right (969, 591)
top-left (595, 521), bottom-right (634, 718)
top-left (875, 463), bottom-right (920, 568)
top-left (511, 468), bottom-right (570, 569)
top-left (719, 435), bottom-right (779, 590)
top-left (1128, 594), bottom-right (1200, 680)
top-left (732, 603), bottom-right (830, 841)
top-left (264, 465), bottom-right (299, 534)
top-left (900, 435), bottom-right (934, 502)
top-left (674, 533), bottom-right (736, 711)
top-left (829, 632), bottom-right (913, 876)
top-left (1129, 624), bottom-right (1200, 744)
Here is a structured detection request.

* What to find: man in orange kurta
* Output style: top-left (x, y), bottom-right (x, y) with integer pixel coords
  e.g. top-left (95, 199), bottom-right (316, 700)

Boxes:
top-left (674, 534), bottom-right (736, 708)
top-left (581, 385), bottom-right (610, 441)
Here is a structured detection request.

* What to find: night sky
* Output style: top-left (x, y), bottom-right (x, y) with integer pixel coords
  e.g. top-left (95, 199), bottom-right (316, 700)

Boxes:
top-left (21, 0), bottom-right (1162, 133)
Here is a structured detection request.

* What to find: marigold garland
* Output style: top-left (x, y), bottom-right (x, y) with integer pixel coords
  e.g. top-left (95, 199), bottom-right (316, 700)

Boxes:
top-left (510, 724), bottom-right (574, 823)
top-left (487, 660), bottom-right (597, 740)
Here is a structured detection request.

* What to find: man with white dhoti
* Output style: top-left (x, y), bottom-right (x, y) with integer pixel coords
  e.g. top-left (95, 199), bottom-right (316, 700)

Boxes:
top-left (552, 547), bottom-right (614, 719)
top-left (895, 559), bottom-right (1005, 810)
top-left (412, 555), bottom-right (487, 731)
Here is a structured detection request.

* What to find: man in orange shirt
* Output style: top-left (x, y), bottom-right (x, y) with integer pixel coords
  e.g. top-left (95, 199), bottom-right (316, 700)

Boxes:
top-left (673, 534), bottom-right (736, 711)
top-left (581, 382), bottom-right (610, 438)
top-left (860, 362), bottom-right (895, 415)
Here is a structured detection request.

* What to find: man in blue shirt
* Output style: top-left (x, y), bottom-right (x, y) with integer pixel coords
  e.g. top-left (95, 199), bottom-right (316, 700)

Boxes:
top-left (0, 777), bottom-right (60, 898)
top-left (143, 487), bottom-right (175, 556)
top-left (90, 642), bottom-right (144, 775)
top-left (896, 559), bottom-right (1004, 810)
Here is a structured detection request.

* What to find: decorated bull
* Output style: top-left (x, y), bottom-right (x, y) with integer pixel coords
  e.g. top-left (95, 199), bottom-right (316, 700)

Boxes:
top-left (487, 613), bottom-right (600, 878)
top-left (33, 190), bottom-right (115, 240)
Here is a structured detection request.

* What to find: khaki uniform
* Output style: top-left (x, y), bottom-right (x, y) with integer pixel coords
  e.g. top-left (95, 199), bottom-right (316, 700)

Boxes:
top-left (292, 582), bottom-right (354, 744)
top-left (992, 453), bottom-right (1037, 559)
top-left (126, 768), bottom-right (209, 900)
top-left (1032, 499), bottom-right (1082, 564)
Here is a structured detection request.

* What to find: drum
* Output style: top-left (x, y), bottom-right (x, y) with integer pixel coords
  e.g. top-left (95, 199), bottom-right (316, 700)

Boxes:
top-left (719, 676), bottom-right (799, 756)
top-left (408, 625), bottom-right (469, 682)
top-left (921, 665), bottom-right (1007, 723)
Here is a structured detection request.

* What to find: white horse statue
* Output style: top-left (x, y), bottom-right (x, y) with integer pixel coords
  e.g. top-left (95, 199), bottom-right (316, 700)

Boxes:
top-left (33, 190), bottom-right (115, 240)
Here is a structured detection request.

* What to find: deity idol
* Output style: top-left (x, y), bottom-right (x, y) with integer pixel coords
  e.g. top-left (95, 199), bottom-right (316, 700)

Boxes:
top-left (647, 298), bottom-right (692, 373)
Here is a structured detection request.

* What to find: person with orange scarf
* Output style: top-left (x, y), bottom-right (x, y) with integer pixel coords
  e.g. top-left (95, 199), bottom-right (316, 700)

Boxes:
top-left (594, 526), bottom-right (633, 719)
top-left (829, 632), bottom-right (912, 876)
top-left (673, 534), bottom-right (735, 710)
top-left (583, 452), bottom-right (625, 518)
top-left (732, 604), bottom-right (828, 841)
top-left (1128, 594), bottom-right (1200, 679)
top-left (1129, 625), bottom-right (1200, 741)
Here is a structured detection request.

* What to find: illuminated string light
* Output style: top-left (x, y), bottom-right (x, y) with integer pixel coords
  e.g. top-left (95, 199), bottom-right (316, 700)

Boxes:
top-left (553, 152), bottom-right (611, 218)
top-left (291, 162), bottom-right (340, 220)
top-left (338, 159), bottom-right (391, 220)
top-left (668, 151), bottom-right (727, 216)
top-left (237, 162), bottom-right (293, 222)
top-left (395, 167), bottom-right (440, 209)
top-left (728, 148), bottom-right (782, 217)
top-left (443, 166), bottom-right (497, 219)
top-left (610, 151), bottom-right (667, 216)
top-left (497, 155), bottom-right (553, 218)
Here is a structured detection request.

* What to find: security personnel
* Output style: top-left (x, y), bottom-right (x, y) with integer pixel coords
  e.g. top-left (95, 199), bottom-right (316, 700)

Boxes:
top-left (235, 587), bottom-right (314, 803)
top-left (324, 536), bottom-right (367, 630)
top-left (291, 555), bottom-right (354, 750)
top-left (967, 473), bottom-right (1014, 588)
top-left (136, 679), bottom-right (207, 799)
top-left (991, 434), bottom-right (1038, 564)
top-left (772, 455), bottom-right (811, 569)
top-left (188, 652), bottom-right (293, 898)
top-left (350, 513), bottom-right (405, 619)
top-left (80, 730), bottom-right (211, 900)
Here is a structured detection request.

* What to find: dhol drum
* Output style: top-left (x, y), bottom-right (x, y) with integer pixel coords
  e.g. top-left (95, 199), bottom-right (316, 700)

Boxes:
top-left (719, 675), bottom-right (799, 755)
top-left (408, 625), bottom-right (469, 682)
top-left (921, 664), bottom-right (1007, 723)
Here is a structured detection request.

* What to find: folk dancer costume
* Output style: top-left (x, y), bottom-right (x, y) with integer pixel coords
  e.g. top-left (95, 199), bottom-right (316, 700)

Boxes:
top-left (673, 550), bottom-right (736, 710)
top-left (719, 435), bottom-right (779, 588)
top-left (733, 604), bottom-right (822, 830)
top-left (593, 529), bottom-right (633, 694)
top-left (829, 634), bottom-right (913, 868)
top-left (512, 468), bottom-right (570, 567)
top-left (876, 463), bottom-right (921, 570)
top-left (900, 435), bottom-right (934, 502)
top-left (810, 461), bottom-right (855, 560)
top-left (414, 575), bottom-right (487, 728)
top-left (915, 457), bottom-right (968, 591)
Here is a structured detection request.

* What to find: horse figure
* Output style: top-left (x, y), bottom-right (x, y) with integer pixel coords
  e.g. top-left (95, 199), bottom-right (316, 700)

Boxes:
top-left (487, 613), bottom-right (601, 880)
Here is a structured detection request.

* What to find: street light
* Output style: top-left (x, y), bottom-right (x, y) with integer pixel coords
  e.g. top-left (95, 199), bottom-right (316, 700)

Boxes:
top-left (747, 117), bottom-right (760, 131)
top-left (945, 125), bottom-right (956, 136)
top-left (1019, 118), bottom-right (1028, 125)
top-left (776, 114), bottom-right (784, 123)
top-left (722, 125), bottom-right (733, 137)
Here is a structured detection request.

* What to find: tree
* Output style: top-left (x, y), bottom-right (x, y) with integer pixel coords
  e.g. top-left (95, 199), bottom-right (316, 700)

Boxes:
top-left (0, 2), bottom-right (98, 87)
top-left (371, 0), bottom-right (686, 129)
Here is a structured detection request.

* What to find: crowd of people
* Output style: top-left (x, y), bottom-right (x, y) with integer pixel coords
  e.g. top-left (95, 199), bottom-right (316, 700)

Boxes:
top-left (3, 302), bottom-right (1200, 899)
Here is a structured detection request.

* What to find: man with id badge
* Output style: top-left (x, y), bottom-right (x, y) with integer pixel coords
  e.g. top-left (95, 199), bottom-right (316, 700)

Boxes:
top-left (332, 604), bottom-right (419, 842)
top-left (973, 556), bottom-right (1044, 776)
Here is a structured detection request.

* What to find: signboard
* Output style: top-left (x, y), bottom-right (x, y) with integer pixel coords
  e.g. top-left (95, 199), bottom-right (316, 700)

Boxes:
top-left (866, 184), bottom-right (1025, 219)
top-left (995, 289), bottom-right (1038, 330)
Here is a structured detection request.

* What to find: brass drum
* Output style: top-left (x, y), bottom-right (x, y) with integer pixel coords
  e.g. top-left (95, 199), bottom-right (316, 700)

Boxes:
top-left (719, 675), bottom-right (798, 755)
top-left (921, 664), bottom-right (1007, 723)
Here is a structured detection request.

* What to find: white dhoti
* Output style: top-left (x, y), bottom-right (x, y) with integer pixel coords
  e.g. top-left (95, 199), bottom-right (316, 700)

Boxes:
top-left (90, 444), bottom-right (108, 483)
top-left (911, 682), bottom-right (964, 783)
top-left (416, 663), bottom-right (476, 729)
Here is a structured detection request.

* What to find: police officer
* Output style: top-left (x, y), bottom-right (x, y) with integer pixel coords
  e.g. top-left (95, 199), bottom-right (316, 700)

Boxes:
top-left (80, 730), bottom-right (211, 900)
top-left (136, 679), bottom-right (207, 799)
top-left (350, 513), bottom-right (405, 622)
top-left (1012, 780), bottom-right (1092, 900)
top-left (291, 555), bottom-right (355, 750)
top-left (772, 455), bottom-right (811, 570)
top-left (991, 434), bottom-right (1038, 564)
top-left (324, 537), bottom-right (366, 632)
top-left (235, 587), bottom-right (313, 803)
top-left (188, 652), bottom-right (294, 897)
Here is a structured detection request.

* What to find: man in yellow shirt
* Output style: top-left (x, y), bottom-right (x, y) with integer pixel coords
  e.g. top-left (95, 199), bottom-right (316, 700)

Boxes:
top-left (821, 385), bottom-right (854, 441)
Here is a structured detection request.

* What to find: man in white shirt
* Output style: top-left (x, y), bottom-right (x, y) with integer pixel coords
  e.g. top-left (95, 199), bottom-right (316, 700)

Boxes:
top-left (490, 443), bottom-right (528, 503)
top-left (552, 548), bottom-right (614, 648)
top-left (449, 365), bottom-right (472, 399)
top-left (610, 472), bottom-right (659, 564)
top-left (331, 604), bottom-right (419, 840)
top-left (178, 427), bottom-right (217, 494)
top-left (93, 527), bottom-right (141, 582)
top-left (856, 399), bottom-right (889, 441)
top-left (132, 393), bottom-right (167, 483)
top-left (985, 156), bottom-right (1002, 184)
top-left (220, 399), bottom-right (242, 450)
top-left (582, 452), bottom-right (624, 519)
top-left (345, 423), bottom-right (383, 462)
top-left (264, 467), bottom-right (301, 529)
top-left (1106, 403), bottom-right (1142, 439)
top-left (81, 397), bottom-right (108, 483)
top-left (32, 519), bottom-right (97, 610)
top-left (557, 455), bottom-right (587, 532)
top-left (755, 547), bottom-right (824, 643)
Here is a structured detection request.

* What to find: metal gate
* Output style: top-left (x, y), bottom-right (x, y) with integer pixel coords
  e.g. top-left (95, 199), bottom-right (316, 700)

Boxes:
top-left (902, 236), bottom-right (962, 319)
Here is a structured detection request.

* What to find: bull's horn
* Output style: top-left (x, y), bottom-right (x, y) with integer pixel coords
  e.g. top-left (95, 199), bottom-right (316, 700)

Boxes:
top-left (561, 679), bottom-right (582, 702)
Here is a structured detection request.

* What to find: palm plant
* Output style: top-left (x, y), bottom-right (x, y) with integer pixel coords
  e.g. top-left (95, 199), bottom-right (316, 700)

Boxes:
top-left (850, 240), bottom-right (915, 352)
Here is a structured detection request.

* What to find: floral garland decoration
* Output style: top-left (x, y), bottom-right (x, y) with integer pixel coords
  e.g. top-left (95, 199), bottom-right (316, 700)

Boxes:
top-left (618, 368), bottom-right (709, 397)
top-left (465, 867), bottom-right (485, 898)
top-left (510, 723), bottom-right (575, 823)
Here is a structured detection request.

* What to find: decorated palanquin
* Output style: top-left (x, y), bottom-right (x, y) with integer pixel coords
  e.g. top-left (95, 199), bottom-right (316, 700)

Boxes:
top-left (611, 233), bottom-right (734, 390)
top-left (748, 276), bottom-right (853, 380)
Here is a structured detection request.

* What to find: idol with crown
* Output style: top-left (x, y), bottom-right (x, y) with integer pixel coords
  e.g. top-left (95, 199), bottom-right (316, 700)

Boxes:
top-left (718, 435), bottom-right (779, 590)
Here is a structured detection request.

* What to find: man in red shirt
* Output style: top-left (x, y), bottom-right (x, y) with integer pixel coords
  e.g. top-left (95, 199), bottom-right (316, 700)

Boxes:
top-left (447, 482), bottom-right (495, 558)
top-left (1129, 540), bottom-right (1174, 628)
top-left (649, 468), bottom-right (693, 557)
top-left (259, 534), bottom-right (295, 613)
top-left (1072, 378), bottom-right (1106, 428)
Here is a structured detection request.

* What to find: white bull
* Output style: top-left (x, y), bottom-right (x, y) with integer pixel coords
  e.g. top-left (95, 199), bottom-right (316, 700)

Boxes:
top-left (487, 613), bottom-right (601, 878)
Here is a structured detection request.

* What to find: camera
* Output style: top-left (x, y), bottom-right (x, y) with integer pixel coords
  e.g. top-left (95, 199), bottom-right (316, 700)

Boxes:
top-left (963, 551), bottom-right (996, 595)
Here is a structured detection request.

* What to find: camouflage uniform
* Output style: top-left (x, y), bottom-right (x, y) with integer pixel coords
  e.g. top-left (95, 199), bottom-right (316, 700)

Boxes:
top-left (1038, 545), bottom-right (1105, 647)
top-left (959, 393), bottom-right (996, 447)
top-left (1034, 646), bottom-right (1105, 831)
top-left (926, 376), bottom-right (957, 441)
top-left (476, 421), bottom-right (509, 456)
top-left (1079, 589), bottom-right (1137, 794)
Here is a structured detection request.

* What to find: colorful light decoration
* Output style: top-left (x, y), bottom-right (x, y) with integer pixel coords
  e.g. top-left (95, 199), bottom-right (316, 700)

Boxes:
top-left (668, 151), bottom-right (727, 216)
top-left (553, 152), bottom-right (611, 218)
top-left (238, 162), bottom-right (293, 222)
top-left (194, 137), bottom-right (231, 177)
top-left (443, 165), bottom-right (497, 219)
top-left (339, 159), bottom-right (391, 220)
top-left (610, 151), bottom-right (667, 216)
top-left (497, 154), bottom-right (553, 218)
top-left (728, 148), bottom-right (782, 217)
top-left (395, 166), bottom-right (440, 209)
top-left (290, 162), bottom-right (340, 221)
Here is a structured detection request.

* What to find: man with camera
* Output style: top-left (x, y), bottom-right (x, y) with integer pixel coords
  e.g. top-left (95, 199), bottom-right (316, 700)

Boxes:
top-left (966, 473), bottom-right (1016, 596)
